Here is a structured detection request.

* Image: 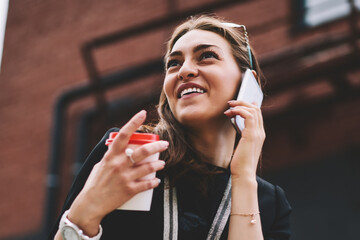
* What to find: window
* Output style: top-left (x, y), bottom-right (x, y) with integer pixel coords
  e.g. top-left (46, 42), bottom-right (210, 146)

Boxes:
top-left (296, 0), bottom-right (360, 28)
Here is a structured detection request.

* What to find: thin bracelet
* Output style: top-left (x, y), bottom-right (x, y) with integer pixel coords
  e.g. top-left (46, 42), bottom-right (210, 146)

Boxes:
top-left (230, 212), bottom-right (260, 224)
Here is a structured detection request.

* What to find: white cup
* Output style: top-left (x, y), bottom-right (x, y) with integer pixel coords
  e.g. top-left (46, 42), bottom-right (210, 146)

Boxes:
top-left (106, 132), bottom-right (160, 211)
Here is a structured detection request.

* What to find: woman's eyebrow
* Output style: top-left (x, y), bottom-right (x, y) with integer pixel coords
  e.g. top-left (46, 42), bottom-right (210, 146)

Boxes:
top-left (169, 44), bottom-right (221, 58)
top-left (168, 51), bottom-right (182, 58)
top-left (193, 44), bottom-right (220, 53)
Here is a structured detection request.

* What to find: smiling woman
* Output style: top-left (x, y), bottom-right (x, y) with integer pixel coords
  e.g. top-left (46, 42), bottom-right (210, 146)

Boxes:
top-left (50, 15), bottom-right (291, 240)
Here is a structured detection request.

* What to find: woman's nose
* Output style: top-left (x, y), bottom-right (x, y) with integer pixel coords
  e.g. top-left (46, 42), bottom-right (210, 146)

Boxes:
top-left (177, 61), bottom-right (198, 80)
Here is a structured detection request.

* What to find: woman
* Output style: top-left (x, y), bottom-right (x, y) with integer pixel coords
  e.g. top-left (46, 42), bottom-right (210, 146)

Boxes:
top-left (51, 15), bottom-right (291, 240)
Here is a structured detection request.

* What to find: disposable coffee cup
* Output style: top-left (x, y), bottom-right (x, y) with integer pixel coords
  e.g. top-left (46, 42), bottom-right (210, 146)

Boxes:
top-left (106, 132), bottom-right (160, 211)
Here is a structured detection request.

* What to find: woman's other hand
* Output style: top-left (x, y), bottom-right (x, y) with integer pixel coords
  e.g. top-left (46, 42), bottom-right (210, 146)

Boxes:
top-left (224, 100), bottom-right (265, 181)
top-left (65, 110), bottom-right (168, 236)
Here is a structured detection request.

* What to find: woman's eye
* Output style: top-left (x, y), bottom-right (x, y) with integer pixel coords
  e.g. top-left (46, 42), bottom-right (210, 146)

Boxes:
top-left (167, 60), bottom-right (180, 69)
top-left (200, 51), bottom-right (218, 60)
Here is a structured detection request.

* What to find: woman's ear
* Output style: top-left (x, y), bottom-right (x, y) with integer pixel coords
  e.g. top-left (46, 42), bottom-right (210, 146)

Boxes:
top-left (251, 70), bottom-right (258, 79)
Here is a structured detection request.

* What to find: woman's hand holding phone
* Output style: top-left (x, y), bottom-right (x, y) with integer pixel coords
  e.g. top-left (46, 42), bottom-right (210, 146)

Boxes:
top-left (224, 69), bottom-right (265, 181)
top-left (225, 100), bottom-right (265, 181)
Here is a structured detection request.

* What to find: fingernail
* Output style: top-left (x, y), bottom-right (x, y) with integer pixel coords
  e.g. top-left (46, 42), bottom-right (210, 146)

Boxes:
top-left (158, 178), bottom-right (162, 184)
top-left (138, 110), bottom-right (147, 118)
top-left (228, 100), bottom-right (235, 103)
top-left (161, 141), bottom-right (169, 148)
top-left (159, 160), bottom-right (166, 165)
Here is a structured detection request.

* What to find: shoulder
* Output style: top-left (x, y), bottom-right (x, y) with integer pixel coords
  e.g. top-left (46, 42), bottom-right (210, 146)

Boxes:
top-left (75, 128), bottom-right (120, 170)
top-left (66, 127), bottom-right (120, 194)
top-left (256, 176), bottom-right (292, 239)
top-left (256, 176), bottom-right (288, 201)
top-left (64, 128), bottom-right (120, 204)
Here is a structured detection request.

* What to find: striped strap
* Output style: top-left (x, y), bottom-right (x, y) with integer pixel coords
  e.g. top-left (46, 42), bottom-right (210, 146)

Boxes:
top-left (206, 176), bottom-right (232, 240)
top-left (164, 177), bottom-right (178, 240)
top-left (164, 177), bottom-right (231, 240)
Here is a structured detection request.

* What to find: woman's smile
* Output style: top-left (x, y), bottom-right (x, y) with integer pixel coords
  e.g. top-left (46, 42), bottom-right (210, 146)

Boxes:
top-left (177, 82), bottom-right (207, 99)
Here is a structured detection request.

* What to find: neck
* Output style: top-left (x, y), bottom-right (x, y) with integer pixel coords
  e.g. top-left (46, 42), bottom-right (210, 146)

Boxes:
top-left (185, 119), bottom-right (237, 168)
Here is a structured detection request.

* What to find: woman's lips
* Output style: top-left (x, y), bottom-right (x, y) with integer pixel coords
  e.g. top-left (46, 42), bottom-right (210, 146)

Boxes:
top-left (180, 92), bottom-right (204, 99)
top-left (180, 87), bottom-right (205, 98)
top-left (177, 82), bottom-right (207, 99)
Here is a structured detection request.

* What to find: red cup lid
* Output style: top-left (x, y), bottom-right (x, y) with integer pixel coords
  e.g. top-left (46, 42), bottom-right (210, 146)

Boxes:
top-left (106, 132), bottom-right (160, 146)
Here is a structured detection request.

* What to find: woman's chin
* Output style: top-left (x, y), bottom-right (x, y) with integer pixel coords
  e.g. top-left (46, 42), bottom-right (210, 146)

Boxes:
top-left (177, 112), bottom-right (208, 128)
top-left (176, 112), bottom-right (227, 130)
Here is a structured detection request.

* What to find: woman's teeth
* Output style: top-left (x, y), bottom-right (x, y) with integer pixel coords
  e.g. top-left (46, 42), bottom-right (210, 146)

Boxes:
top-left (180, 88), bottom-right (204, 98)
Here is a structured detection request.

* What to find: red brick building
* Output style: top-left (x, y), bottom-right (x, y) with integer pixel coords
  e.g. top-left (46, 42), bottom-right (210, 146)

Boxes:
top-left (0, 0), bottom-right (359, 239)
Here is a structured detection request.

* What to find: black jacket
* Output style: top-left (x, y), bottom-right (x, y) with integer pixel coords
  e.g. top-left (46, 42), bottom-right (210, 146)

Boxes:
top-left (49, 129), bottom-right (292, 240)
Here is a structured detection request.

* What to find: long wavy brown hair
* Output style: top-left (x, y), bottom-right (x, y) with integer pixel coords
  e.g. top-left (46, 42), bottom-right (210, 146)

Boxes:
top-left (141, 14), bottom-right (264, 192)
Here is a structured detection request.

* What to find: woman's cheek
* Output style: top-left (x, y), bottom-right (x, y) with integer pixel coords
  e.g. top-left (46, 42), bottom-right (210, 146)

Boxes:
top-left (163, 76), bottom-right (177, 105)
top-left (163, 76), bottom-right (173, 96)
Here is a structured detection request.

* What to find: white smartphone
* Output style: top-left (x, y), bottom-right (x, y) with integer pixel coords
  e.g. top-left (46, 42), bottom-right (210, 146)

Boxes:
top-left (231, 68), bottom-right (263, 133)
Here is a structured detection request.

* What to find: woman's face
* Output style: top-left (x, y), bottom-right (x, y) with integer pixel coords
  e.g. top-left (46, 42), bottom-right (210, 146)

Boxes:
top-left (163, 29), bottom-right (242, 128)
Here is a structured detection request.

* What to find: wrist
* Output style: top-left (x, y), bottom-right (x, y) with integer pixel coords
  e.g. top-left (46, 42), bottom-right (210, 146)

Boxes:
top-left (59, 210), bottom-right (103, 240)
top-left (67, 209), bottom-right (102, 237)
top-left (231, 169), bottom-right (257, 183)
top-left (230, 177), bottom-right (259, 214)
top-left (230, 159), bottom-right (257, 173)
top-left (231, 174), bottom-right (257, 188)
top-left (68, 195), bottom-right (104, 237)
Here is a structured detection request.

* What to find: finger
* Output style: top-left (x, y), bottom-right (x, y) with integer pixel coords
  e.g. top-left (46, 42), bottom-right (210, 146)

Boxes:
top-left (224, 106), bottom-right (254, 118)
top-left (130, 160), bottom-right (166, 180)
top-left (225, 107), bottom-right (257, 129)
top-left (227, 100), bottom-right (261, 123)
top-left (228, 100), bottom-right (258, 108)
top-left (130, 141), bottom-right (169, 164)
top-left (226, 103), bottom-right (263, 128)
top-left (254, 105), bottom-right (264, 129)
top-left (247, 101), bottom-right (264, 128)
top-left (245, 105), bottom-right (262, 129)
top-left (110, 110), bottom-right (147, 153)
top-left (132, 178), bottom-right (161, 193)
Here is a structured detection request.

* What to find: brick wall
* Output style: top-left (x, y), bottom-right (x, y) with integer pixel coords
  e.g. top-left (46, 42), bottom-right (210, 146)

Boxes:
top-left (0, 0), bottom-right (358, 238)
